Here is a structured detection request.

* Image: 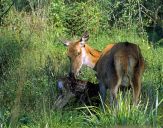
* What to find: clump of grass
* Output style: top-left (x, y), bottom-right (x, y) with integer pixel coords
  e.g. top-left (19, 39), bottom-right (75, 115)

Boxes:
top-left (78, 91), bottom-right (163, 127)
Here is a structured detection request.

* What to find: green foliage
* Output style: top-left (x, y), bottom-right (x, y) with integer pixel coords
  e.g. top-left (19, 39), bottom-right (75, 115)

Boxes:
top-left (0, 33), bottom-right (21, 77)
top-left (0, 0), bottom-right (13, 25)
top-left (13, 0), bottom-right (48, 11)
top-left (0, 0), bottom-right (163, 127)
top-left (1, 26), bottom-right (162, 127)
top-left (48, 0), bottom-right (163, 36)
top-left (63, 1), bottom-right (103, 35)
top-left (49, 0), bottom-right (107, 36)
top-left (48, 0), bottom-right (66, 37)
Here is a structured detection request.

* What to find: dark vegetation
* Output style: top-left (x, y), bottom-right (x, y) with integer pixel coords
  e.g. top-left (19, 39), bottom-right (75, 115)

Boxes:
top-left (0, 0), bottom-right (163, 127)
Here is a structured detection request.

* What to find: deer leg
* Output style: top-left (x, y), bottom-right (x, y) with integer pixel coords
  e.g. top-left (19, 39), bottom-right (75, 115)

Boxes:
top-left (132, 73), bottom-right (141, 105)
top-left (99, 81), bottom-right (106, 105)
top-left (110, 78), bottom-right (121, 107)
top-left (132, 55), bottom-right (144, 105)
top-left (109, 89), bottom-right (119, 108)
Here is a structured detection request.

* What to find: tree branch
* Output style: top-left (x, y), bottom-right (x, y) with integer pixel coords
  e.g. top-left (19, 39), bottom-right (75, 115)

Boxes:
top-left (0, 1), bottom-right (14, 19)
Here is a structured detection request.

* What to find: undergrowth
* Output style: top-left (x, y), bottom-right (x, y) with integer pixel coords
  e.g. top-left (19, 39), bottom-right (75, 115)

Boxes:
top-left (0, 1), bottom-right (163, 127)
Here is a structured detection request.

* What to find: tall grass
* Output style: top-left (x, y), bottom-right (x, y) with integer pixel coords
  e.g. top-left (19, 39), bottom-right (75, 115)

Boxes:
top-left (0, 2), bottom-right (163, 128)
top-left (78, 91), bottom-right (163, 127)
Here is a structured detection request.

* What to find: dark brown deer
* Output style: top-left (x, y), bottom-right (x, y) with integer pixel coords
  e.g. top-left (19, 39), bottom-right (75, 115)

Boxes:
top-left (53, 74), bottom-right (100, 109)
top-left (61, 32), bottom-right (144, 105)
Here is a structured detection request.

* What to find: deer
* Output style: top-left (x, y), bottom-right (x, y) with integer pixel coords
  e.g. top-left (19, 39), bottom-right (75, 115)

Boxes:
top-left (61, 32), bottom-right (145, 106)
top-left (54, 73), bottom-right (100, 109)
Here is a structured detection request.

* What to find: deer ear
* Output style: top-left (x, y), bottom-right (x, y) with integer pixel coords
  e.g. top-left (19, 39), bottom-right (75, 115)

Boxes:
top-left (80, 32), bottom-right (89, 45)
top-left (63, 41), bottom-right (71, 46)
top-left (60, 39), bottom-right (71, 46)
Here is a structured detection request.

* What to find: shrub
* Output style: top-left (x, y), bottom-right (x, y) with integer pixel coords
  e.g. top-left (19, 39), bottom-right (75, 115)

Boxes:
top-left (48, 0), bottom-right (107, 36)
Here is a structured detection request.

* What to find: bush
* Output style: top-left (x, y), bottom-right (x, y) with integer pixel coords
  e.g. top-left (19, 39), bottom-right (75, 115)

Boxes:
top-left (49, 0), bottom-right (108, 36)
top-left (0, 31), bottom-right (22, 80)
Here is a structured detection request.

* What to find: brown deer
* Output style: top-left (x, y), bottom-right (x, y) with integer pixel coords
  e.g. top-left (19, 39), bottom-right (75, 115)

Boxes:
top-left (54, 73), bottom-right (100, 109)
top-left (61, 32), bottom-right (144, 105)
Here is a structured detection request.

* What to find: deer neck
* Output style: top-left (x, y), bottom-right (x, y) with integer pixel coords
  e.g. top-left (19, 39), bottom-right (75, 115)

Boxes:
top-left (82, 44), bottom-right (101, 68)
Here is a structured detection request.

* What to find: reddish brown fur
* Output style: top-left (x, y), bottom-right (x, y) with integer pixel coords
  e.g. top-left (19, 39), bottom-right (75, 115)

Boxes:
top-left (84, 44), bottom-right (102, 64)
top-left (61, 33), bottom-right (144, 105)
top-left (94, 42), bottom-right (144, 105)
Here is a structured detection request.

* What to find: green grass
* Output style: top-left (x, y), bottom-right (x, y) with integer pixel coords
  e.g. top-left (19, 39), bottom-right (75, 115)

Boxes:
top-left (0, 9), bottom-right (163, 128)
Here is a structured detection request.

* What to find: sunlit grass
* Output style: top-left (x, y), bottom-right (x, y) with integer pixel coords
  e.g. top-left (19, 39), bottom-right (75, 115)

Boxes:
top-left (0, 8), bottom-right (162, 128)
top-left (76, 91), bottom-right (163, 128)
